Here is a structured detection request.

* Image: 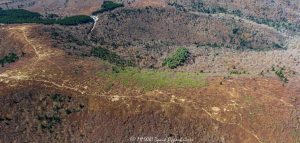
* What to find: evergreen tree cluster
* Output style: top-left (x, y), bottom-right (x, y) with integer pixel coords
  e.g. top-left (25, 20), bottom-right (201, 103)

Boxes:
top-left (163, 48), bottom-right (190, 69)
top-left (0, 9), bottom-right (93, 26)
top-left (0, 53), bottom-right (19, 67)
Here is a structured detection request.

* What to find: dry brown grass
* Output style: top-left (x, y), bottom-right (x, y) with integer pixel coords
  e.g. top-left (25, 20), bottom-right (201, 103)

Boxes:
top-left (0, 25), bottom-right (299, 142)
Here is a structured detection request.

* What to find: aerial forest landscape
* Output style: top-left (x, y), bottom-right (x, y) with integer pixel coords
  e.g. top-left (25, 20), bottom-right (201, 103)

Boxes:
top-left (0, 0), bottom-right (300, 142)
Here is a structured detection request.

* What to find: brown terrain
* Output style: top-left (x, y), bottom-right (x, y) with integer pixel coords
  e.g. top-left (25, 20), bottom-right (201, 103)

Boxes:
top-left (127, 0), bottom-right (167, 8)
top-left (0, 0), bottom-right (102, 16)
top-left (1, 0), bottom-right (299, 24)
top-left (0, 0), bottom-right (300, 142)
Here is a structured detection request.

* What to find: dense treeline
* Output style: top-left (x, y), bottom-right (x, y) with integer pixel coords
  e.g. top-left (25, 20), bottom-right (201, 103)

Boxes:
top-left (248, 16), bottom-right (300, 32)
top-left (91, 47), bottom-right (131, 67)
top-left (92, 1), bottom-right (124, 15)
top-left (0, 9), bottom-right (93, 25)
top-left (55, 16), bottom-right (94, 25)
top-left (191, 2), bottom-right (300, 32)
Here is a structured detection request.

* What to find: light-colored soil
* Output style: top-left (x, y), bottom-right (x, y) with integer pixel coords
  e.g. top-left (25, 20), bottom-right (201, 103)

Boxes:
top-left (0, 25), bottom-right (299, 143)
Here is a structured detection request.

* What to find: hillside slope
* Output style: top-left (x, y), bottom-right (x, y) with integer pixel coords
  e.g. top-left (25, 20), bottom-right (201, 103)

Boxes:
top-left (0, 0), bottom-right (300, 142)
top-left (0, 0), bottom-right (102, 16)
top-left (0, 25), bottom-right (299, 142)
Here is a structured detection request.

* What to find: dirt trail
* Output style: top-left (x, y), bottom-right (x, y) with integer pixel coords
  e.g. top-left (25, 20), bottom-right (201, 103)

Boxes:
top-left (1, 26), bottom-right (85, 94)
top-left (0, 25), bottom-right (299, 143)
top-left (90, 15), bottom-right (99, 32)
top-left (201, 107), bottom-right (263, 143)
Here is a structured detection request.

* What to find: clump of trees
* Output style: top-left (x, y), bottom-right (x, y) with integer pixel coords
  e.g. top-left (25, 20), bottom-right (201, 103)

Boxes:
top-left (193, 3), bottom-right (227, 14)
top-left (0, 9), bottom-right (93, 26)
top-left (248, 16), bottom-right (300, 32)
top-left (92, 1), bottom-right (124, 15)
top-left (91, 47), bottom-right (131, 67)
top-left (190, 2), bottom-right (299, 32)
top-left (163, 48), bottom-right (190, 69)
top-left (0, 53), bottom-right (19, 67)
top-left (37, 93), bottom-right (84, 133)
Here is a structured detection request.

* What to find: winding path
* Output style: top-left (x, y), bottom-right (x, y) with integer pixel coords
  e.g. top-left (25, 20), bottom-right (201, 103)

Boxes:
top-left (90, 15), bottom-right (99, 32)
top-left (0, 25), bottom-right (298, 143)
top-left (1, 26), bottom-right (85, 94)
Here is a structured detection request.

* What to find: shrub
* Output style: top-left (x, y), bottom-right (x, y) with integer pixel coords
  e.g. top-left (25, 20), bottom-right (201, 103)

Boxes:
top-left (39, 114), bottom-right (61, 132)
top-left (50, 94), bottom-right (64, 102)
top-left (168, 2), bottom-right (186, 11)
top-left (65, 109), bottom-right (73, 115)
top-left (274, 67), bottom-right (288, 83)
top-left (229, 70), bottom-right (247, 75)
top-left (163, 48), bottom-right (190, 69)
top-left (232, 28), bottom-right (239, 35)
top-left (232, 9), bottom-right (243, 17)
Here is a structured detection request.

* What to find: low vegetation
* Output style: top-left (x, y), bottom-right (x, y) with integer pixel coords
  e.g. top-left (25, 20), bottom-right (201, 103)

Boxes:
top-left (101, 68), bottom-right (206, 91)
top-left (168, 2), bottom-right (186, 11)
top-left (92, 1), bottom-right (124, 15)
top-left (163, 48), bottom-right (190, 69)
top-left (91, 47), bottom-right (131, 67)
top-left (0, 53), bottom-right (19, 67)
top-left (0, 116), bottom-right (11, 125)
top-left (229, 70), bottom-right (248, 75)
top-left (192, 2), bottom-right (227, 14)
top-left (248, 16), bottom-right (300, 32)
top-left (272, 66), bottom-right (289, 83)
top-left (37, 94), bottom-right (84, 133)
top-left (191, 2), bottom-right (300, 32)
top-left (37, 94), bottom-right (64, 133)
top-left (0, 9), bottom-right (93, 25)
top-left (192, 1), bottom-right (243, 16)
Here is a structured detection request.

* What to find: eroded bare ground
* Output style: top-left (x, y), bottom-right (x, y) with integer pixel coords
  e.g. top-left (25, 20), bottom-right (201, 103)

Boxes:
top-left (0, 25), bottom-right (300, 143)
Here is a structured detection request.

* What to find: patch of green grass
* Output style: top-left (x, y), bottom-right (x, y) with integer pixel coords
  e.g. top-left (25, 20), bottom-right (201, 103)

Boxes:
top-left (92, 1), bottom-right (124, 15)
top-left (163, 48), bottom-right (190, 69)
top-left (100, 68), bottom-right (206, 91)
